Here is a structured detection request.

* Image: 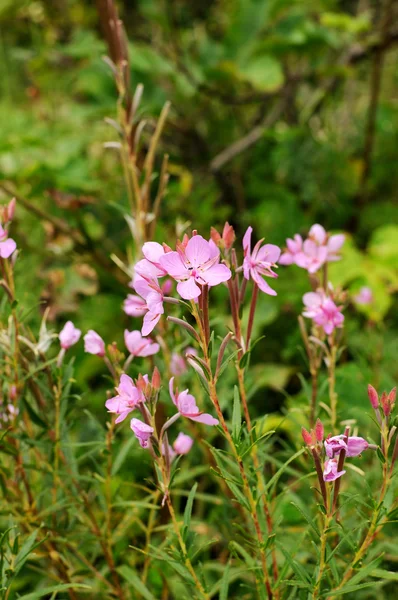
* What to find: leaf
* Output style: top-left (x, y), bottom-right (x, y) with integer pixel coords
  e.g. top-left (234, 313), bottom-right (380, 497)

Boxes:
top-left (241, 55), bottom-right (284, 92)
top-left (183, 483), bottom-right (198, 538)
top-left (324, 581), bottom-right (384, 596)
top-left (290, 502), bottom-right (320, 538)
top-left (117, 565), bottom-right (156, 600)
top-left (18, 584), bottom-right (91, 599)
top-left (219, 559), bottom-right (231, 600)
top-left (265, 448), bottom-right (305, 493)
top-left (277, 543), bottom-right (311, 586)
top-left (111, 436), bottom-right (135, 476)
top-left (232, 386), bottom-right (241, 442)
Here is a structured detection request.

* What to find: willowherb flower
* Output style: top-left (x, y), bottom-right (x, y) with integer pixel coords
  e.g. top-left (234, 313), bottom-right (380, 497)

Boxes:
top-left (0, 225), bottom-right (17, 259)
top-left (131, 275), bottom-right (165, 336)
top-left (159, 235), bottom-right (231, 300)
top-left (173, 432), bottom-right (194, 454)
top-left (84, 330), bottom-right (105, 356)
top-left (302, 290), bottom-right (344, 335)
top-left (325, 434), bottom-right (369, 458)
top-left (130, 418), bottom-right (154, 448)
top-left (135, 241), bottom-right (168, 278)
top-left (280, 224), bottom-right (345, 273)
top-left (242, 226), bottom-right (281, 296)
top-left (169, 377), bottom-right (218, 425)
top-left (323, 458), bottom-right (346, 481)
top-left (123, 294), bottom-right (147, 317)
top-left (105, 374), bottom-right (147, 423)
top-left (124, 329), bottom-right (159, 357)
top-left (354, 286), bottom-right (373, 306)
top-left (59, 321), bottom-right (81, 349)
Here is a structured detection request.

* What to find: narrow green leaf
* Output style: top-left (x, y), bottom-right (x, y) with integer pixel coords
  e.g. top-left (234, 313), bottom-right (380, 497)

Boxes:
top-left (290, 502), bottom-right (320, 538)
top-left (324, 581), bottom-right (384, 596)
top-left (183, 483), bottom-right (198, 531)
top-left (232, 386), bottom-right (241, 442)
top-left (265, 448), bottom-right (305, 493)
top-left (112, 436), bottom-right (135, 475)
top-left (117, 565), bottom-right (156, 600)
top-left (18, 584), bottom-right (91, 599)
top-left (219, 559), bottom-right (231, 600)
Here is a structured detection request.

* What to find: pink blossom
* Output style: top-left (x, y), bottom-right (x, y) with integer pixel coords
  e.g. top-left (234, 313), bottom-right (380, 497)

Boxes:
top-left (130, 418), bottom-right (154, 448)
top-left (170, 352), bottom-right (187, 376)
top-left (323, 458), bottom-right (346, 482)
top-left (280, 224), bottom-right (345, 273)
top-left (0, 225), bottom-right (17, 259)
top-left (325, 435), bottom-right (369, 458)
top-left (173, 432), bottom-right (194, 454)
top-left (279, 234), bottom-right (303, 266)
top-left (295, 240), bottom-right (328, 274)
top-left (105, 373), bottom-right (147, 423)
top-left (159, 235), bottom-right (231, 300)
top-left (135, 242), bottom-right (168, 277)
top-left (242, 227), bottom-right (281, 296)
top-left (84, 330), bottom-right (105, 357)
top-left (354, 286), bottom-right (373, 306)
top-left (169, 377), bottom-right (218, 425)
top-left (124, 330), bottom-right (159, 357)
top-left (303, 291), bottom-right (344, 335)
top-left (132, 275), bottom-right (164, 336)
top-left (123, 294), bottom-right (147, 317)
top-left (59, 321), bottom-right (81, 349)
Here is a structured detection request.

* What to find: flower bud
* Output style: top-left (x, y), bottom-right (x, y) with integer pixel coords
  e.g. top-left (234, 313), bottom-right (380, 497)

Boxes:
top-left (388, 387), bottom-right (396, 413)
top-left (315, 418), bottom-right (324, 442)
top-left (301, 427), bottom-right (313, 446)
top-left (151, 367), bottom-right (161, 390)
top-left (222, 222), bottom-right (235, 250)
top-left (367, 384), bottom-right (379, 409)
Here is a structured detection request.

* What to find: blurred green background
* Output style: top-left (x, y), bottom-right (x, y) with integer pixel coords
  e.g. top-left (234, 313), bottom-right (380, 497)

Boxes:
top-left (0, 0), bottom-right (397, 420)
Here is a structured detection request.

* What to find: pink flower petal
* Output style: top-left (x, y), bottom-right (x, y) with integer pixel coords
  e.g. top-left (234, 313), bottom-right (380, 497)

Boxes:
top-left (200, 263), bottom-right (231, 287)
top-left (159, 251), bottom-right (187, 279)
top-left (188, 413), bottom-right (219, 426)
top-left (185, 235), bottom-right (211, 267)
top-left (177, 277), bottom-right (201, 299)
top-left (0, 238), bottom-right (16, 258)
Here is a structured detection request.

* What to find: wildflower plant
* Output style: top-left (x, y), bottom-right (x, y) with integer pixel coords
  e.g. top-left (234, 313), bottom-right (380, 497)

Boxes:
top-left (0, 3), bottom-right (397, 599)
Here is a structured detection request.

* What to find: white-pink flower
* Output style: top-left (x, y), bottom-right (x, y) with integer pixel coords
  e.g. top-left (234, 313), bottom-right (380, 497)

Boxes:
top-left (323, 458), bottom-right (345, 482)
top-left (132, 274), bottom-right (165, 336)
top-left (84, 330), bottom-right (105, 356)
top-left (280, 224), bottom-right (345, 274)
top-left (242, 227), bottom-right (280, 296)
top-left (303, 291), bottom-right (344, 335)
top-left (0, 225), bottom-right (17, 259)
top-left (173, 432), bottom-right (194, 454)
top-left (353, 286), bottom-right (373, 306)
top-left (105, 374), bottom-right (147, 423)
top-left (123, 294), bottom-right (147, 317)
top-left (59, 321), bottom-right (81, 349)
top-left (124, 330), bottom-right (159, 357)
top-left (130, 417), bottom-right (154, 448)
top-left (169, 377), bottom-right (218, 425)
top-left (159, 235), bottom-right (231, 300)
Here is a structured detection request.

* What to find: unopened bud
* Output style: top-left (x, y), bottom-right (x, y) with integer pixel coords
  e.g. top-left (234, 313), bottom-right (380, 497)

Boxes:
top-left (151, 367), bottom-right (161, 390)
top-left (210, 227), bottom-right (221, 244)
top-left (301, 427), bottom-right (313, 446)
top-left (381, 391), bottom-right (390, 417)
top-left (315, 419), bottom-right (324, 442)
top-left (388, 387), bottom-right (396, 413)
top-left (6, 198), bottom-right (16, 222)
top-left (367, 384), bottom-right (379, 409)
top-left (222, 222), bottom-right (235, 250)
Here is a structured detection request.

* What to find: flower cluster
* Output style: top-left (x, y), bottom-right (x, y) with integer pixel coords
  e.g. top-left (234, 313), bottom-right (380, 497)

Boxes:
top-left (280, 224), bottom-right (345, 273)
top-left (302, 289), bottom-right (344, 335)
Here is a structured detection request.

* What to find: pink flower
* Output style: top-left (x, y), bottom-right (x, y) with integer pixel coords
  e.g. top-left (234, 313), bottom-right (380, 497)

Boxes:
top-left (124, 330), bottom-right (159, 357)
top-left (123, 294), bottom-right (147, 317)
top-left (303, 291), bottom-right (344, 335)
top-left (169, 377), bottom-right (218, 425)
top-left (59, 321), bottom-right (81, 349)
top-left (354, 286), bottom-right (373, 306)
top-left (170, 352), bottom-right (187, 376)
top-left (159, 235), bottom-right (231, 300)
top-left (0, 225), bottom-right (17, 259)
top-left (280, 224), bottom-right (345, 273)
top-left (295, 240), bottom-right (328, 274)
top-left (135, 242), bottom-right (168, 278)
top-left (323, 458), bottom-right (346, 482)
top-left (105, 373), bottom-right (147, 423)
top-left (279, 234), bottom-right (303, 266)
top-left (173, 432), bottom-right (194, 454)
top-left (84, 330), bottom-right (105, 356)
top-left (132, 275), bottom-right (164, 336)
top-left (242, 227), bottom-right (280, 296)
top-left (325, 435), bottom-right (369, 458)
top-left (130, 418), bottom-right (154, 448)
